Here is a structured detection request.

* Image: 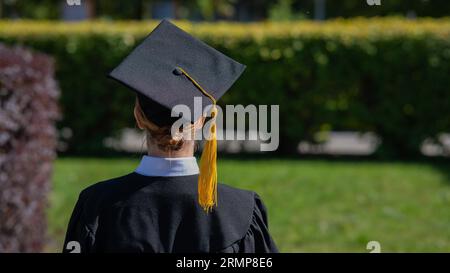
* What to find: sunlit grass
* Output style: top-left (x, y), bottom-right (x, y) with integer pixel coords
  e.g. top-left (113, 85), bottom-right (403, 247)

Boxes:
top-left (49, 157), bottom-right (450, 252)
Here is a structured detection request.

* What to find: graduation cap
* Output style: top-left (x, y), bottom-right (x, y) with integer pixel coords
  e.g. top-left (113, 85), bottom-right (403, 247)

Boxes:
top-left (108, 19), bottom-right (246, 212)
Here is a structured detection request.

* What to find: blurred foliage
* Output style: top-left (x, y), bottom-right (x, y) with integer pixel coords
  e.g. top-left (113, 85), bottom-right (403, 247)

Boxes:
top-left (0, 0), bottom-right (60, 19)
top-left (0, 0), bottom-right (268, 20)
top-left (0, 44), bottom-right (60, 252)
top-left (269, 0), bottom-right (307, 21)
top-left (0, 18), bottom-right (449, 157)
top-left (318, 0), bottom-right (450, 18)
top-left (0, 0), bottom-right (449, 20)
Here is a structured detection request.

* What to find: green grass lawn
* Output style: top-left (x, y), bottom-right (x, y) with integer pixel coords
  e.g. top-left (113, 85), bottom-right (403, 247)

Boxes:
top-left (49, 157), bottom-right (450, 252)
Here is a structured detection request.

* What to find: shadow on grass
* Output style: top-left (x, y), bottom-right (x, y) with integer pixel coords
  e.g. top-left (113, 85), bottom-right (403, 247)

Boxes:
top-left (427, 160), bottom-right (450, 186)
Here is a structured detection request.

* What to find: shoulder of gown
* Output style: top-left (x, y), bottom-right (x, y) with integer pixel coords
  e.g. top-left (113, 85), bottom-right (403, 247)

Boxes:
top-left (62, 173), bottom-right (134, 253)
top-left (217, 192), bottom-right (279, 253)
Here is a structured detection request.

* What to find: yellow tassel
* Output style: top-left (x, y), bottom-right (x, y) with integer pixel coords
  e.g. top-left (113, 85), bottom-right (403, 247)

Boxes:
top-left (198, 106), bottom-right (218, 212)
top-left (175, 67), bottom-right (219, 212)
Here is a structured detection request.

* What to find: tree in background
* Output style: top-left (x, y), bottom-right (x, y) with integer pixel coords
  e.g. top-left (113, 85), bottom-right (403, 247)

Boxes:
top-left (0, 44), bottom-right (60, 252)
top-left (0, 0), bottom-right (448, 20)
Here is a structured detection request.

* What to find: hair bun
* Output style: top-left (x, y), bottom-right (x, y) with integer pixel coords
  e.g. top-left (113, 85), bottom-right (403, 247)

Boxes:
top-left (152, 128), bottom-right (184, 151)
top-left (135, 97), bottom-right (189, 152)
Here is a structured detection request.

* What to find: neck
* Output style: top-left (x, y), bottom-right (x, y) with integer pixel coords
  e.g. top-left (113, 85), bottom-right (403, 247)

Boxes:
top-left (147, 140), bottom-right (195, 158)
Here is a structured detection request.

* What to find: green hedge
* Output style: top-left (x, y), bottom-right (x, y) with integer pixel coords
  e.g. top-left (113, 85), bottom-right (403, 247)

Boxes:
top-left (1, 18), bottom-right (449, 157)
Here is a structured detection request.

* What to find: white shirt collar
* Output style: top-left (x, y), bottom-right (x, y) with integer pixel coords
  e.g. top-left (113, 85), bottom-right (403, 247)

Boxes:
top-left (135, 155), bottom-right (199, 177)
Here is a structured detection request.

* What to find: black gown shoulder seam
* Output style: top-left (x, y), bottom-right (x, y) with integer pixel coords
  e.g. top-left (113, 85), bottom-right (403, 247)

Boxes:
top-left (78, 187), bottom-right (99, 237)
top-left (214, 191), bottom-right (257, 252)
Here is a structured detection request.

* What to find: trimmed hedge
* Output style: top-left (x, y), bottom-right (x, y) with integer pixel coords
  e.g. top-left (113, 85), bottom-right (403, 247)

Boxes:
top-left (0, 44), bottom-right (59, 252)
top-left (1, 18), bottom-right (449, 156)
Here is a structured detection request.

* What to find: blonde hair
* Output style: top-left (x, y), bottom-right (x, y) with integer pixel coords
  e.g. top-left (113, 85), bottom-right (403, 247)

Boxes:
top-left (133, 98), bottom-right (184, 151)
top-left (134, 98), bottom-right (202, 152)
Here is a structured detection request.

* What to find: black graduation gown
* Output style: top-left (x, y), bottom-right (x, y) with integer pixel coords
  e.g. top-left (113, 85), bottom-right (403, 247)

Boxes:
top-left (62, 172), bottom-right (278, 253)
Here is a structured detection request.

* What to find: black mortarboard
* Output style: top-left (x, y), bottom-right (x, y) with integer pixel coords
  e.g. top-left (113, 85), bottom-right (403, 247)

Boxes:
top-left (108, 19), bottom-right (246, 126)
